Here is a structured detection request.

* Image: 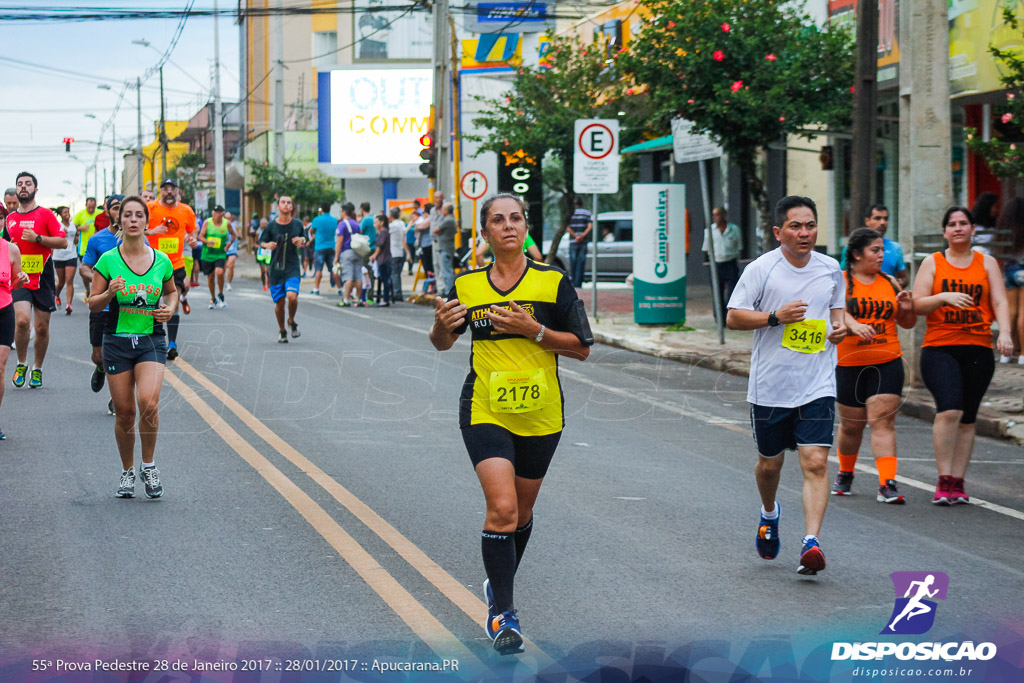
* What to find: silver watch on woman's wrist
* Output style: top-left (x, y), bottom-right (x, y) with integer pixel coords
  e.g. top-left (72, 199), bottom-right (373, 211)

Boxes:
top-left (534, 324), bottom-right (546, 342)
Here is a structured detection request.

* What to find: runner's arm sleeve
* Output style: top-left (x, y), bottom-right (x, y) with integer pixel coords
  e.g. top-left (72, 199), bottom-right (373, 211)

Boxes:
top-left (555, 275), bottom-right (594, 346)
top-left (726, 261), bottom-right (759, 310)
top-left (447, 285), bottom-right (469, 335)
top-left (47, 210), bottom-right (65, 238)
top-left (830, 265), bottom-right (847, 308)
top-left (93, 254), bottom-right (110, 281)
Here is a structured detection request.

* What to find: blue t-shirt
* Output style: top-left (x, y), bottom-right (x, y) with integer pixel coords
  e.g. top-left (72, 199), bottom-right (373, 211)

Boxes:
top-left (82, 228), bottom-right (121, 267)
top-left (312, 214), bottom-right (337, 251)
top-left (839, 236), bottom-right (906, 276)
top-left (360, 215), bottom-right (376, 249)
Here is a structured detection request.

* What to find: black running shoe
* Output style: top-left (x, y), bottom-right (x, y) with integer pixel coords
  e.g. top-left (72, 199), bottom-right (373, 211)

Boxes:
top-left (289, 320), bottom-right (300, 338)
top-left (278, 330), bottom-right (289, 343)
top-left (108, 399), bottom-right (116, 416)
top-left (91, 366), bottom-right (106, 393)
top-left (166, 343), bottom-right (179, 361)
top-left (831, 470), bottom-right (854, 496)
top-left (877, 479), bottom-right (905, 504)
top-left (116, 468), bottom-right (136, 498)
top-left (139, 465), bottom-right (163, 498)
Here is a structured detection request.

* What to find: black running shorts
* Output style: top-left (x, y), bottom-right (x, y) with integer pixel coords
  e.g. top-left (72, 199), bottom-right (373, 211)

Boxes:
top-left (920, 345), bottom-right (995, 424)
top-left (461, 423), bottom-right (562, 480)
top-left (835, 358), bottom-right (905, 408)
top-left (102, 333), bottom-right (167, 375)
top-left (0, 303), bottom-right (13, 347)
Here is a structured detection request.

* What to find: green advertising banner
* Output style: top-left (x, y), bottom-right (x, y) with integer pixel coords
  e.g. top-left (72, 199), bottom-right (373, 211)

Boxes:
top-left (633, 183), bottom-right (687, 324)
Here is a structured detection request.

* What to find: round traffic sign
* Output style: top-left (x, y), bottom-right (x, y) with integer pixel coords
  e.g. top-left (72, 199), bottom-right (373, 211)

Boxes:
top-left (577, 123), bottom-right (616, 160)
top-left (460, 171), bottom-right (488, 200)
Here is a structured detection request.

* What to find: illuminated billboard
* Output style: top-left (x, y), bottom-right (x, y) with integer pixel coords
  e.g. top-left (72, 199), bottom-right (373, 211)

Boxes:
top-left (317, 66), bottom-right (433, 178)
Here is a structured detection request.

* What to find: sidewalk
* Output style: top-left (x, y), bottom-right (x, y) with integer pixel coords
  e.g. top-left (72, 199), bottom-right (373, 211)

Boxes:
top-left (579, 283), bottom-right (1024, 445)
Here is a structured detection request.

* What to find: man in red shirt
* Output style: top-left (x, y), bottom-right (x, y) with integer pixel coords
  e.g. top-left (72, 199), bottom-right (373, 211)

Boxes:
top-left (7, 172), bottom-right (67, 389)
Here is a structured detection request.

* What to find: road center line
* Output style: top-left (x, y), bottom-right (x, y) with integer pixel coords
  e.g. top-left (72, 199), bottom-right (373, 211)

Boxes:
top-left (161, 369), bottom-right (487, 673)
top-left (171, 359), bottom-right (559, 672)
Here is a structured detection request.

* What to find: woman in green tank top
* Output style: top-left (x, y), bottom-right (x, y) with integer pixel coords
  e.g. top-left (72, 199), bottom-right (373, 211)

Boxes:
top-left (199, 205), bottom-right (236, 308)
top-left (89, 196), bottom-right (178, 500)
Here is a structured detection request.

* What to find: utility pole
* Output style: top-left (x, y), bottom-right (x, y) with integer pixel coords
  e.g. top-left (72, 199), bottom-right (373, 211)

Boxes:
top-left (448, 16), bottom-right (461, 230)
top-left (159, 65), bottom-right (168, 182)
top-left (849, 0), bottom-right (878, 231)
top-left (272, 0), bottom-right (285, 167)
top-left (213, 0), bottom-right (226, 207)
top-left (136, 77), bottom-right (144, 194)
top-left (898, 0), bottom-right (951, 385)
top-left (432, 0), bottom-right (449, 198)
top-left (112, 122), bottom-right (117, 194)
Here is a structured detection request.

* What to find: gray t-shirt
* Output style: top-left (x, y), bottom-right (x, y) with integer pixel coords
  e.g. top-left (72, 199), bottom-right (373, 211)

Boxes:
top-left (436, 215), bottom-right (457, 253)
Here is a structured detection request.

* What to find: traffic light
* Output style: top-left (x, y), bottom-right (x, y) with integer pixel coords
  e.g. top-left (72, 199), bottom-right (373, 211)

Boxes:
top-left (418, 132), bottom-right (436, 178)
top-left (63, 137), bottom-right (74, 152)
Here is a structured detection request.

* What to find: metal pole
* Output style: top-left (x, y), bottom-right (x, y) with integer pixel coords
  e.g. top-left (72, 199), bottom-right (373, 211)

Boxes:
top-left (591, 193), bottom-right (598, 319)
top-left (432, 0), bottom-right (449, 197)
top-left (93, 163), bottom-right (98, 201)
top-left (136, 77), bottom-right (144, 194)
top-left (159, 65), bottom-right (167, 181)
top-left (448, 16), bottom-right (461, 234)
top-left (849, 0), bottom-right (878, 229)
top-left (112, 122), bottom-right (117, 194)
top-left (272, 0), bottom-right (285, 167)
top-left (701, 161), bottom-right (724, 344)
top-left (213, 0), bottom-right (227, 207)
top-left (470, 198), bottom-right (478, 268)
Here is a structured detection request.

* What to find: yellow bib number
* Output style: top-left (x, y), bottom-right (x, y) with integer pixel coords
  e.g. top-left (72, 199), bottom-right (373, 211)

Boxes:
top-left (782, 319), bottom-right (827, 354)
top-left (207, 236), bottom-right (222, 249)
top-left (489, 368), bottom-right (547, 413)
top-left (21, 254), bottom-right (44, 274)
top-left (158, 237), bottom-right (178, 253)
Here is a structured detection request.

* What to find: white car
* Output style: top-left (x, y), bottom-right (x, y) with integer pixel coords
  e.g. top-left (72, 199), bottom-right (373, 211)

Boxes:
top-left (543, 211), bottom-right (633, 282)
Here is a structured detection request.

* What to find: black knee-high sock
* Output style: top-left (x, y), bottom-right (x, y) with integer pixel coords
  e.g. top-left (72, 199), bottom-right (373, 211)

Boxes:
top-left (167, 313), bottom-right (180, 344)
top-left (513, 517), bottom-right (533, 572)
top-left (481, 530), bottom-right (516, 613)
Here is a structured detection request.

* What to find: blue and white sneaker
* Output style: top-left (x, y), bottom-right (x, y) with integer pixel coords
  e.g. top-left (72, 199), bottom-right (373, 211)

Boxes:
top-left (487, 610), bottom-right (524, 655)
top-left (483, 579), bottom-right (496, 623)
top-left (756, 504), bottom-right (780, 560)
top-left (797, 536), bottom-right (826, 575)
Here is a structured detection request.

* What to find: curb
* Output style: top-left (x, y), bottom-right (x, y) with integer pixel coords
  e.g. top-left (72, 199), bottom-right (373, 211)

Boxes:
top-left (593, 331), bottom-right (1022, 446)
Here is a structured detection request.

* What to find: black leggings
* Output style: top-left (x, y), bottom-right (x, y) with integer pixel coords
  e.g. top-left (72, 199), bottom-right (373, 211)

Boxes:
top-left (461, 423), bottom-right (561, 480)
top-left (920, 345), bottom-right (995, 424)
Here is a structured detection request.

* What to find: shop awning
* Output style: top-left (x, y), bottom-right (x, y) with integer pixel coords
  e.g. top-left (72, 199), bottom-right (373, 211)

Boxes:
top-left (621, 135), bottom-right (673, 154)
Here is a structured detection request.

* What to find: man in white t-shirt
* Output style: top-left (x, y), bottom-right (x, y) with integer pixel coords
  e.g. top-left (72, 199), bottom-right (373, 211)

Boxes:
top-left (388, 207), bottom-right (408, 301)
top-left (726, 195), bottom-right (847, 576)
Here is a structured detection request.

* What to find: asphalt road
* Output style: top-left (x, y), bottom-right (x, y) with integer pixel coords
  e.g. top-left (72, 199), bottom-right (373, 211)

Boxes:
top-left (1, 277), bottom-right (1021, 682)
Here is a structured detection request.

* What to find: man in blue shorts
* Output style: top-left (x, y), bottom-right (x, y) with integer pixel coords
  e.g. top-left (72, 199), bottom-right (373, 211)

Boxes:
top-left (258, 196), bottom-right (306, 343)
top-left (309, 201), bottom-right (338, 295)
top-left (727, 196), bottom-right (847, 575)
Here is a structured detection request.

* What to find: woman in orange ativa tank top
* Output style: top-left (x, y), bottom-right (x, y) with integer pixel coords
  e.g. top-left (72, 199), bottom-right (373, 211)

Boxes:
top-left (912, 207), bottom-right (1013, 506)
top-left (832, 228), bottom-right (916, 504)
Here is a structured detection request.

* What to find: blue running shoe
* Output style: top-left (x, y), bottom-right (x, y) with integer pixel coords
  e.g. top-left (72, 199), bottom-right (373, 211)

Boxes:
top-left (483, 579), bottom-right (496, 623)
top-left (797, 536), bottom-right (826, 575)
top-left (756, 504), bottom-right (780, 560)
top-left (488, 610), bottom-right (524, 655)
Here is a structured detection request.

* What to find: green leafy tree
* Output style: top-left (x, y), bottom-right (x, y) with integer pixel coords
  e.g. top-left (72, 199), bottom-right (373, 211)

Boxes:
top-left (967, 8), bottom-right (1024, 181)
top-left (619, 0), bottom-right (854, 250)
top-left (468, 35), bottom-right (637, 258)
top-left (246, 160), bottom-right (342, 217)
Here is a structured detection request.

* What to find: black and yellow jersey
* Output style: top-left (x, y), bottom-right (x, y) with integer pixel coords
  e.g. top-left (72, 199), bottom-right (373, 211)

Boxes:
top-left (450, 259), bottom-right (594, 436)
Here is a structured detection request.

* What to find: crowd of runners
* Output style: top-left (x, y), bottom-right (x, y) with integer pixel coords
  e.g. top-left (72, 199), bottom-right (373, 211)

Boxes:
top-left (0, 170), bottom-right (1019, 655)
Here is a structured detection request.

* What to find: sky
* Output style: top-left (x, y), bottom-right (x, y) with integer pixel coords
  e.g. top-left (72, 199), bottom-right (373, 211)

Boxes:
top-left (0, 1), bottom-right (241, 211)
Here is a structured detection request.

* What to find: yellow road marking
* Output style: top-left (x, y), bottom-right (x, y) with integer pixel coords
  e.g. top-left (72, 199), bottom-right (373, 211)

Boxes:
top-left (162, 370), bottom-right (486, 672)
top-left (172, 358), bottom-right (558, 669)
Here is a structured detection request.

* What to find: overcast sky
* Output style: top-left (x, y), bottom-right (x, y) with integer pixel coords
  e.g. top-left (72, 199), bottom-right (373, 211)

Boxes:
top-left (0, 1), bottom-right (241, 210)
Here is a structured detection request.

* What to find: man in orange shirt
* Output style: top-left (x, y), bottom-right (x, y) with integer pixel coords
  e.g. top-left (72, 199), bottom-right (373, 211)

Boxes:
top-left (146, 179), bottom-right (196, 360)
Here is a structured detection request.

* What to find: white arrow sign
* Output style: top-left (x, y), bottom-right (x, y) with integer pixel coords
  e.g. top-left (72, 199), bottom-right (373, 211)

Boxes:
top-left (574, 119), bottom-right (619, 194)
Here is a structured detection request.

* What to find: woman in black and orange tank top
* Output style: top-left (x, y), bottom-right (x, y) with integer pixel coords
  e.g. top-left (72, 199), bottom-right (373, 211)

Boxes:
top-left (913, 207), bottom-right (1013, 506)
top-left (832, 228), bottom-right (917, 504)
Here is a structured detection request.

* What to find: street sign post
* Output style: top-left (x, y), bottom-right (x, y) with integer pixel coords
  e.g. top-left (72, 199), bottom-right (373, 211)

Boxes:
top-left (461, 171), bottom-right (488, 268)
top-left (573, 119), bottom-right (620, 318)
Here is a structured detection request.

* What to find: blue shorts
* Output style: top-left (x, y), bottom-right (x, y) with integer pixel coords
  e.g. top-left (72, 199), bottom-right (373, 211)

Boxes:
top-left (269, 277), bottom-right (300, 303)
top-left (1005, 261), bottom-right (1024, 289)
top-left (750, 396), bottom-right (835, 457)
top-left (313, 248), bottom-right (335, 272)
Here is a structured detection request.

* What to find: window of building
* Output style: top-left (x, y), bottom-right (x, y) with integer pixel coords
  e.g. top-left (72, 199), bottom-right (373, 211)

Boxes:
top-left (313, 31), bottom-right (337, 69)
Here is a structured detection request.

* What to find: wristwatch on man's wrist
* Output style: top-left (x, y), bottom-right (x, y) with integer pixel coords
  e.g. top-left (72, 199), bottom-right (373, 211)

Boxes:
top-left (767, 311), bottom-right (780, 327)
top-left (534, 324), bottom-right (546, 342)
top-left (35, 234), bottom-right (42, 244)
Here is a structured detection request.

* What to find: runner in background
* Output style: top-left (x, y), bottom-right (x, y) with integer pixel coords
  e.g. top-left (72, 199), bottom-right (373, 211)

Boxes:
top-left (256, 217), bottom-right (270, 291)
top-left (913, 206), bottom-right (1013, 505)
top-left (7, 172), bottom-right (67, 390)
top-left (74, 196), bottom-right (102, 298)
top-left (259, 196), bottom-right (306, 342)
top-left (198, 204), bottom-right (235, 309)
top-left (832, 228), bottom-right (917, 503)
top-left (224, 211), bottom-right (238, 291)
top-left (146, 180), bottom-right (196, 361)
top-left (51, 206), bottom-right (79, 314)
top-left (81, 195), bottom-right (123, 415)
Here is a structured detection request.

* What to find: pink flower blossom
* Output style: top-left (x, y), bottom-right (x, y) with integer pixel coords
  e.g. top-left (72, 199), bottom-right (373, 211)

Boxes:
top-left (1003, 113), bottom-right (1013, 124)
top-left (731, 80), bottom-right (743, 91)
top-left (765, 54), bottom-right (776, 61)
top-left (779, 116), bottom-right (786, 122)
top-left (1008, 93), bottom-right (1016, 100)
top-left (721, 23), bottom-right (731, 33)
top-left (687, 99), bottom-right (694, 104)
top-left (668, 21), bottom-right (676, 28)
top-left (713, 50), bottom-right (725, 61)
